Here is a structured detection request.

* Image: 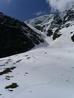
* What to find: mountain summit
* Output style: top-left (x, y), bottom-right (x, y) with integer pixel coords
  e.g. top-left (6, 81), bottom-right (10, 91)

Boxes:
top-left (27, 7), bottom-right (74, 40)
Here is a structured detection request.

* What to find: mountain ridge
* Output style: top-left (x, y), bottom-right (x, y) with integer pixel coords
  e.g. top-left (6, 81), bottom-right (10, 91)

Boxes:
top-left (0, 12), bottom-right (45, 58)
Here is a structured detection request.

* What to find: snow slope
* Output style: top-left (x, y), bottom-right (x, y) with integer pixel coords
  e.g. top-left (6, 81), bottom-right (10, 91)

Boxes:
top-left (1, 7), bottom-right (74, 98)
top-left (0, 22), bottom-right (74, 98)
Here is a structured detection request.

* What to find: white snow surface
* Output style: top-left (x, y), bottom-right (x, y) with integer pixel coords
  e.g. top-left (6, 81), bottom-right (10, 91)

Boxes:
top-left (0, 24), bottom-right (74, 98)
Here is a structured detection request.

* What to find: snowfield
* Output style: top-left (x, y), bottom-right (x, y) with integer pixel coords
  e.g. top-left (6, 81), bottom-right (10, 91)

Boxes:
top-left (1, 21), bottom-right (74, 98)
top-left (0, 46), bottom-right (74, 98)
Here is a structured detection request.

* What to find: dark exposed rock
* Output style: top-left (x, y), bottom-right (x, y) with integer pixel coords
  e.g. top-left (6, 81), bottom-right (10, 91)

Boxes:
top-left (50, 14), bottom-right (63, 29)
top-left (5, 83), bottom-right (18, 89)
top-left (34, 20), bottom-right (42, 25)
top-left (35, 25), bottom-right (43, 31)
top-left (71, 34), bottom-right (74, 42)
top-left (70, 32), bottom-right (73, 34)
top-left (0, 13), bottom-right (44, 58)
top-left (53, 14), bottom-right (62, 25)
top-left (47, 29), bottom-right (53, 36)
top-left (65, 23), bottom-right (71, 28)
top-left (53, 33), bottom-right (62, 40)
top-left (64, 9), bottom-right (74, 22)
top-left (0, 67), bottom-right (16, 75)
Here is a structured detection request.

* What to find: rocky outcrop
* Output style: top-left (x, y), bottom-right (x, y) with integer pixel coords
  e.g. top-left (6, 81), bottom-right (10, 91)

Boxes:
top-left (0, 13), bottom-right (44, 58)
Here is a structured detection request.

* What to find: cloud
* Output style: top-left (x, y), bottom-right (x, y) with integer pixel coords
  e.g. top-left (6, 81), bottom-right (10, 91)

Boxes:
top-left (46, 0), bottom-right (74, 11)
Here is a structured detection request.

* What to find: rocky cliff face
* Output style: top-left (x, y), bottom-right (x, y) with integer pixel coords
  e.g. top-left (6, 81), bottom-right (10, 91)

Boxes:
top-left (27, 7), bottom-right (74, 40)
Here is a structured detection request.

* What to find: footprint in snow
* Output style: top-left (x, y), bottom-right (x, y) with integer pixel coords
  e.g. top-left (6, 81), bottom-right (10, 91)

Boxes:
top-left (25, 55), bottom-right (31, 59)
top-left (5, 76), bottom-right (14, 80)
top-left (44, 52), bottom-right (47, 54)
top-left (25, 55), bottom-right (28, 57)
top-left (0, 64), bottom-right (5, 67)
top-left (24, 72), bottom-right (29, 76)
top-left (72, 67), bottom-right (74, 69)
top-left (27, 57), bottom-right (31, 59)
top-left (65, 80), bottom-right (69, 82)
top-left (5, 59), bottom-right (12, 65)
top-left (13, 59), bottom-right (22, 64)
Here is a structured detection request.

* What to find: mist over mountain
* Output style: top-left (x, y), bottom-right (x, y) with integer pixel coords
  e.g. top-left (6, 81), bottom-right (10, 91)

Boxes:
top-left (47, 0), bottom-right (74, 12)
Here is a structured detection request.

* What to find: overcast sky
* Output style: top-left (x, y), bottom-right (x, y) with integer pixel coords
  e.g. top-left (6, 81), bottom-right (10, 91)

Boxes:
top-left (0, 0), bottom-right (50, 21)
